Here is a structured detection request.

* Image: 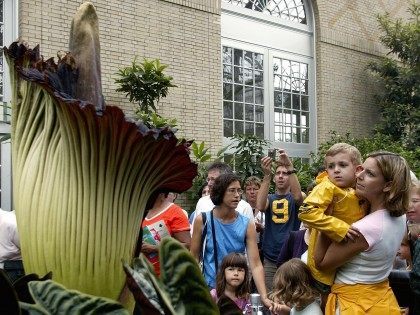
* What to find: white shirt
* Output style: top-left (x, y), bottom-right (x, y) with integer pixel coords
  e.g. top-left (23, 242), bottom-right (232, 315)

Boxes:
top-left (0, 209), bottom-right (22, 264)
top-left (191, 195), bottom-right (254, 234)
top-left (335, 210), bottom-right (406, 284)
top-left (290, 301), bottom-right (323, 315)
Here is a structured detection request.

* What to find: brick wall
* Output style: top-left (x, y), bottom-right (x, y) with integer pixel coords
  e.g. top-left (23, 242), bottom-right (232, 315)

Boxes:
top-left (18, 0), bottom-right (413, 151)
top-left (18, 0), bottom-right (222, 155)
top-left (313, 0), bottom-right (412, 141)
top-left (17, 0), bottom-right (413, 208)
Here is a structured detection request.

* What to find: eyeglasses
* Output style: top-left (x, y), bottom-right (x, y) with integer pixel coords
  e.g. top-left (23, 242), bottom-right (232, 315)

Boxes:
top-left (227, 188), bottom-right (243, 195)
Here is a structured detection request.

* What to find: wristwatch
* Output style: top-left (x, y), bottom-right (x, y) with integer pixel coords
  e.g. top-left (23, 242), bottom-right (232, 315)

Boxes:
top-left (286, 169), bottom-right (297, 175)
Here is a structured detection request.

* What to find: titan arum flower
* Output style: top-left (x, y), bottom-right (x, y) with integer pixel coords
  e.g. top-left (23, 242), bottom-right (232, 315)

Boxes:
top-left (4, 2), bottom-right (197, 300)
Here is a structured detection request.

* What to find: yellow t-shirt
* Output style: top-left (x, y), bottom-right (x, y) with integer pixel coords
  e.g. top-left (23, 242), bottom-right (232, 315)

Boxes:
top-left (298, 171), bottom-right (365, 285)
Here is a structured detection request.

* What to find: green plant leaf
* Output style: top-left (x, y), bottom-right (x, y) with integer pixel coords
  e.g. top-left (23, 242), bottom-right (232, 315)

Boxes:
top-left (20, 280), bottom-right (128, 314)
top-left (159, 238), bottom-right (219, 315)
top-left (13, 272), bottom-right (53, 304)
top-left (123, 257), bottom-right (170, 315)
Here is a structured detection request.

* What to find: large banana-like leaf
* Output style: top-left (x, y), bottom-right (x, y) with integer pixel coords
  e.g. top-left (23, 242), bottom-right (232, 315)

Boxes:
top-left (4, 2), bottom-right (197, 300)
top-left (20, 280), bottom-right (128, 314)
top-left (125, 238), bottom-right (218, 314)
top-left (159, 238), bottom-right (219, 314)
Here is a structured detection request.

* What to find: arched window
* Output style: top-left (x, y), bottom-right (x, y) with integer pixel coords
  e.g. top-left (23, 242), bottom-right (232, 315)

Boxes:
top-left (222, 0), bottom-right (307, 24)
top-left (222, 0), bottom-right (315, 159)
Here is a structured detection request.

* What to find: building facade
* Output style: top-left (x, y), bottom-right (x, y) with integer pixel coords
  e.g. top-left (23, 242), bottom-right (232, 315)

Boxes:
top-left (0, 0), bottom-right (412, 209)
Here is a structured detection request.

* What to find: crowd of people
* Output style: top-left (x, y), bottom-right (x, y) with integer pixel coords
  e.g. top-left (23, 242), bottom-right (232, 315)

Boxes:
top-left (140, 143), bottom-right (420, 315)
top-left (2, 142), bottom-right (418, 315)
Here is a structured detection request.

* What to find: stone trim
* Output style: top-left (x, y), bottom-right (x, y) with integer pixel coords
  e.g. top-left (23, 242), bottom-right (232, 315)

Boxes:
top-left (319, 28), bottom-right (387, 57)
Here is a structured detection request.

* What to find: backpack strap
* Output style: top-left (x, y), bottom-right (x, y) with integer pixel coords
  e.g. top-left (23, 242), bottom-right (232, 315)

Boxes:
top-left (210, 209), bottom-right (218, 273)
top-left (200, 212), bottom-right (208, 273)
top-left (201, 211), bottom-right (207, 250)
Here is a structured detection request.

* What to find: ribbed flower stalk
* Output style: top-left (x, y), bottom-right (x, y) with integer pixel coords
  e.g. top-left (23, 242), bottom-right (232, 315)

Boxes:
top-left (5, 2), bottom-right (196, 300)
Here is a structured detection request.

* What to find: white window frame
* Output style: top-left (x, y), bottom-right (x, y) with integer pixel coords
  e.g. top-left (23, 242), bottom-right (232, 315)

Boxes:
top-left (221, 0), bottom-right (316, 158)
top-left (1, 0), bottom-right (18, 211)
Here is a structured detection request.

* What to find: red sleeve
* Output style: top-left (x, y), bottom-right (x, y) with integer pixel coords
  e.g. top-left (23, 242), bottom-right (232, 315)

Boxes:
top-left (166, 204), bottom-right (190, 234)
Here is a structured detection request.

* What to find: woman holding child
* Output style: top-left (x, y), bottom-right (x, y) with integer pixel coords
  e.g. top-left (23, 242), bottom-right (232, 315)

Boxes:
top-left (314, 151), bottom-right (411, 314)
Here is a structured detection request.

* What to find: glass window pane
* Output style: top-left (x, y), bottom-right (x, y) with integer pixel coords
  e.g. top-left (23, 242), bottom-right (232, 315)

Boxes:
top-left (244, 51), bottom-right (253, 68)
top-left (291, 61), bottom-right (300, 77)
top-left (292, 94), bottom-right (300, 110)
top-left (245, 122), bottom-right (254, 135)
top-left (274, 74), bottom-right (281, 90)
top-left (223, 83), bottom-right (233, 100)
top-left (223, 46), bottom-right (232, 64)
top-left (223, 101), bottom-right (233, 119)
top-left (255, 105), bottom-right (264, 122)
top-left (284, 110), bottom-right (292, 125)
top-left (235, 121), bottom-right (244, 135)
top-left (221, 46), bottom-right (265, 139)
top-left (255, 88), bottom-right (263, 104)
top-left (234, 67), bottom-right (243, 84)
top-left (244, 68), bottom-right (253, 85)
top-left (274, 108), bottom-right (281, 124)
top-left (301, 112), bottom-right (309, 127)
top-left (291, 78), bottom-right (300, 93)
top-left (284, 126), bottom-right (292, 142)
top-left (274, 90), bottom-right (281, 108)
top-left (302, 128), bottom-right (309, 143)
top-left (223, 65), bottom-right (232, 82)
top-left (222, 0), bottom-right (307, 25)
top-left (292, 111), bottom-right (298, 125)
top-left (282, 77), bottom-right (291, 91)
top-left (234, 49), bottom-right (243, 66)
top-left (245, 104), bottom-right (254, 121)
top-left (234, 85), bottom-right (243, 102)
top-left (255, 53), bottom-right (263, 70)
top-left (224, 120), bottom-right (233, 137)
top-left (300, 63), bottom-right (308, 79)
top-left (256, 123), bottom-right (264, 138)
top-left (301, 95), bottom-right (308, 111)
top-left (273, 59), bottom-right (280, 74)
top-left (283, 93), bottom-right (291, 109)
top-left (245, 86), bottom-right (254, 103)
top-left (292, 127), bottom-right (299, 142)
top-left (282, 59), bottom-right (291, 76)
top-left (274, 125), bottom-right (283, 141)
top-left (301, 79), bottom-right (308, 95)
top-left (234, 102), bottom-right (244, 120)
top-left (255, 71), bottom-right (263, 87)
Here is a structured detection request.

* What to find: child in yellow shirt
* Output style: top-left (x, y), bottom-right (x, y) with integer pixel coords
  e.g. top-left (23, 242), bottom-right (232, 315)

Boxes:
top-left (298, 143), bottom-right (365, 293)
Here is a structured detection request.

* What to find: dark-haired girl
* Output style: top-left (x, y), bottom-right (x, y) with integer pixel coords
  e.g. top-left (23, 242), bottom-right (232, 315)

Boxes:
top-left (210, 253), bottom-right (251, 313)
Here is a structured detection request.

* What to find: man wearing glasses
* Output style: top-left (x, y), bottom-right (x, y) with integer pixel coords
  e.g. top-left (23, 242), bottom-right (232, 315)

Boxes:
top-left (191, 162), bottom-right (254, 234)
top-left (256, 149), bottom-right (304, 291)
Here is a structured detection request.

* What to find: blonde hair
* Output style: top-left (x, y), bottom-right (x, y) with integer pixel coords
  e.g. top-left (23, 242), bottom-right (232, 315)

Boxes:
top-left (270, 258), bottom-right (319, 311)
top-left (411, 179), bottom-right (420, 196)
top-left (324, 143), bottom-right (362, 166)
top-left (244, 176), bottom-right (261, 189)
top-left (368, 151), bottom-right (411, 217)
